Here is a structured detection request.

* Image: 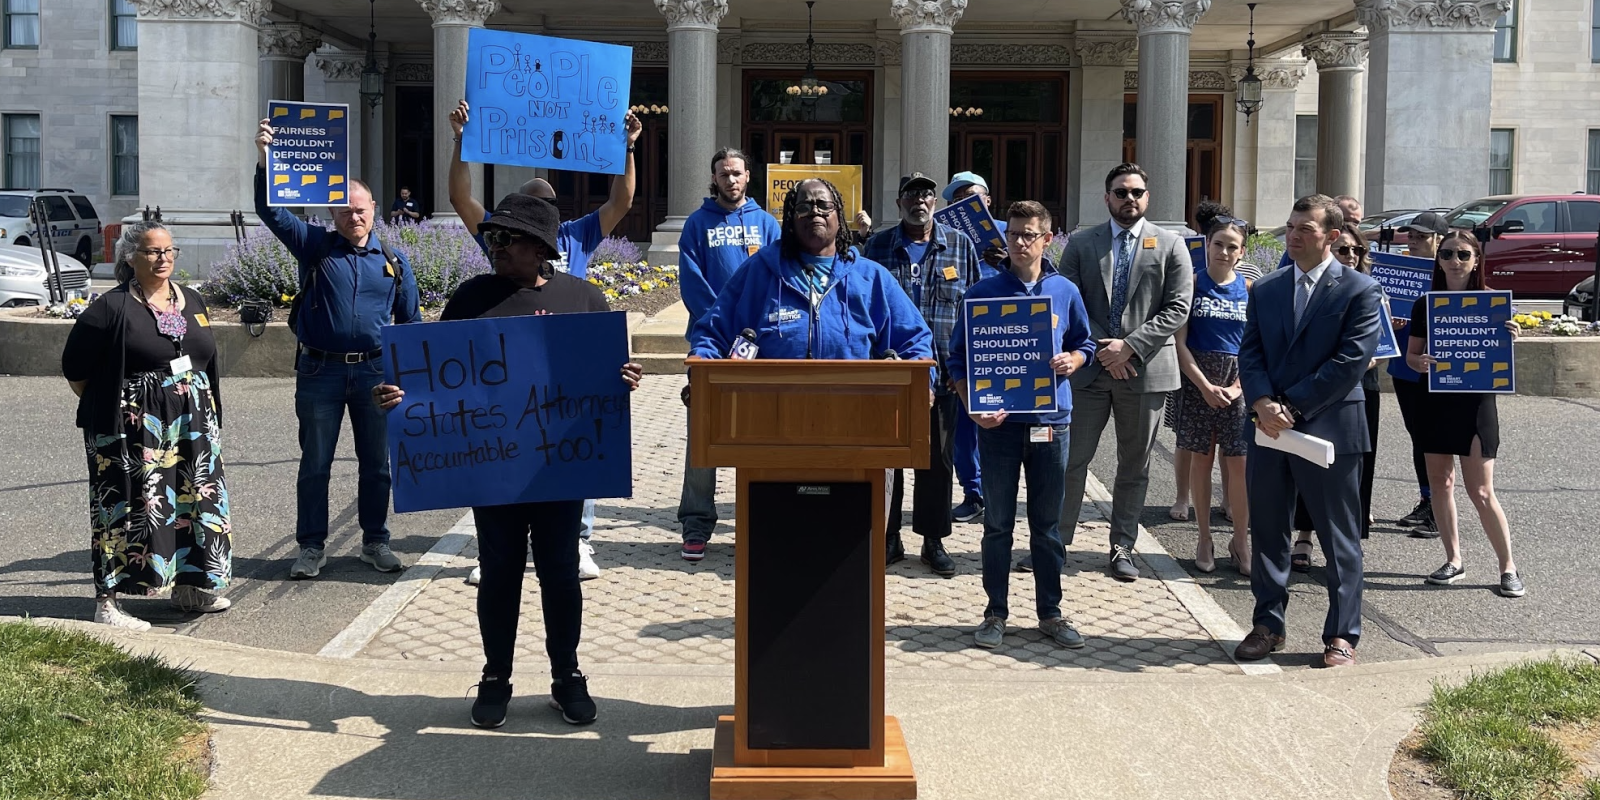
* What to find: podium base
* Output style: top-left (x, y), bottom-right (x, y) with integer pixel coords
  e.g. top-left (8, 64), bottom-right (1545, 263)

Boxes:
top-left (710, 715), bottom-right (917, 800)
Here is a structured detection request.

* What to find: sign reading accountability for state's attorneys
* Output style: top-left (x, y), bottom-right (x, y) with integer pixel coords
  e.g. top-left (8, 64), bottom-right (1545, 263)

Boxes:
top-left (381, 311), bottom-right (633, 513)
top-left (1426, 290), bottom-right (1515, 394)
top-left (962, 297), bottom-right (1058, 414)
top-left (1370, 251), bottom-right (1435, 321)
top-left (266, 101), bottom-right (350, 207)
top-left (935, 196), bottom-right (1005, 253)
top-left (462, 29), bottom-right (632, 175)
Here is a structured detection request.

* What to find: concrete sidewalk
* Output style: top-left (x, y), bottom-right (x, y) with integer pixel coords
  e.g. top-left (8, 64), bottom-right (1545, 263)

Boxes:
top-left (33, 618), bottom-right (1594, 800)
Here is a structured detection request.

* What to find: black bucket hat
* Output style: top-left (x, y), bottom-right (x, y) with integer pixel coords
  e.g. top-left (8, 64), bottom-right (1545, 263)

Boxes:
top-left (480, 193), bottom-right (561, 257)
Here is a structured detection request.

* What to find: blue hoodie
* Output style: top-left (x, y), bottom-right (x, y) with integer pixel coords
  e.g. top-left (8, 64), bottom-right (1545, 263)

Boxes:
top-left (689, 244), bottom-right (934, 370)
top-left (678, 197), bottom-right (782, 334)
top-left (945, 258), bottom-right (1096, 427)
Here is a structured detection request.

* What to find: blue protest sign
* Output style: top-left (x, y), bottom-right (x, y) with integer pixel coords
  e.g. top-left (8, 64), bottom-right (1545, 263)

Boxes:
top-left (266, 101), bottom-right (350, 207)
top-left (1370, 251), bottom-right (1434, 321)
top-left (1374, 299), bottom-right (1400, 360)
top-left (1185, 236), bottom-right (1207, 272)
top-left (1425, 290), bottom-right (1515, 394)
top-left (934, 196), bottom-right (1005, 252)
top-left (381, 311), bottom-right (633, 513)
top-left (462, 29), bottom-right (632, 175)
top-left (963, 297), bottom-right (1058, 414)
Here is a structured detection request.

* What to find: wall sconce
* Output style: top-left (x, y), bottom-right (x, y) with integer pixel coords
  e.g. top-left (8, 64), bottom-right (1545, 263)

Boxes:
top-left (948, 107), bottom-right (985, 117)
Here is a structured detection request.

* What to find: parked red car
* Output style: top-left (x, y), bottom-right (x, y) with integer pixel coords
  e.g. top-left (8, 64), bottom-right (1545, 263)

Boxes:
top-left (1444, 194), bottom-right (1600, 298)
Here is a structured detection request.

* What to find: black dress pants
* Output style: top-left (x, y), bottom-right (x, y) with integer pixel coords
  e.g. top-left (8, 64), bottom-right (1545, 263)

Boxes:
top-left (889, 393), bottom-right (958, 543)
top-left (474, 500), bottom-right (584, 680)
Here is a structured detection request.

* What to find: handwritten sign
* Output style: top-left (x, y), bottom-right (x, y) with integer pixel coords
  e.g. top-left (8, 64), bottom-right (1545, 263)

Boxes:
top-left (963, 297), bottom-right (1058, 414)
top-left (267, 101), bottom-right (350, 207)
top-left (765, 164), bottom-right (862, 225)
top-left (462, 30), bottom-right (632, 175)
top-left (1425, 290), bottom-right (1515, 394)
top-left (381, 311), bottom-right (633, 513)
top-left (934, 196), bottom-right (1005, 253)
top-left (1370, 251), bottom-right (1434, 321)
top-left (1185, 236), bottom-right (1208, 273)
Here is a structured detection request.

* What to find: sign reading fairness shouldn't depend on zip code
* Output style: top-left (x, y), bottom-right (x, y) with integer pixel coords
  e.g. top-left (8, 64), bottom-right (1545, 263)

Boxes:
top-left (267, 101), bottom-right (351, 207)
top-left (461, 29), bottom-right (632, 175)
top-left (963, 296), bottom-right (1058, 414)
top-left (1426, 290), bottom-right (1515, 394)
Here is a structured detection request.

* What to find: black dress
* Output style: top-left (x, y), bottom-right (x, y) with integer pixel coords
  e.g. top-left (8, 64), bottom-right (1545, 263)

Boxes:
top-left (1409, 302), bottom-right (1500, 458)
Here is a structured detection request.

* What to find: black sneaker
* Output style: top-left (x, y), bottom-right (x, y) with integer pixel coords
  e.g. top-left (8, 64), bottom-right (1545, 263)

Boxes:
top-left (470, 675), bottom-right (512, 729)
top-left (550, 671), bottom-right (597, 725)
top-left (1408, 507), bottom-right (1440, 539)
top-left (1425, 563), bottom-right (1466, 585)
top-left (920, 541), bottom-right (956, 577)
top-left (886, 533), bottom-right (906, 566)
top-left (951, 498), bottom-right (984, 523)
top-left (1397, 498), bottom-right (1431, 527)
top-left (1498, 572), bottom-right (1526, 598)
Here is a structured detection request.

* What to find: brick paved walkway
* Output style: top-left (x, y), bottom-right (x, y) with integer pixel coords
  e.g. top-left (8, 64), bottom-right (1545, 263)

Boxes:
top-left (359, 375), bottom-right (1240, 675)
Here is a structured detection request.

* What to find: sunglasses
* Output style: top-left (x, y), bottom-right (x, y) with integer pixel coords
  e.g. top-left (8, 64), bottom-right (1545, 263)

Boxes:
top-left (1336, 244), bottom-right (1368, 257)
top-left (1214, 215), bottom-right (1250, 229)
top-left (1112, 188), bottom-right (1147, 200)
top-left (795, 200), bottom-right (838, 216)
top-left (482, 230), bottom-right (526, 249)
top-left (1438, 249), bottom-right (1476, 261)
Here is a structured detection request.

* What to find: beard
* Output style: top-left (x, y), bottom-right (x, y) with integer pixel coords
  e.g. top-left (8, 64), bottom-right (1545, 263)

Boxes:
top-left (717, 185), bottom-right (745, 206)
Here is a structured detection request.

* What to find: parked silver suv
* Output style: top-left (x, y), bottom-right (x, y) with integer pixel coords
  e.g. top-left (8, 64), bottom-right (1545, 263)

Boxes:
top-left (0, 189), bottom-right (104, 266)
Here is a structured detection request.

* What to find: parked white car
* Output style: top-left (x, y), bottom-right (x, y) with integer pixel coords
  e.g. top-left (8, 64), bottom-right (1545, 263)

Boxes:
top-left (0, 244), bottom-right (92, 308)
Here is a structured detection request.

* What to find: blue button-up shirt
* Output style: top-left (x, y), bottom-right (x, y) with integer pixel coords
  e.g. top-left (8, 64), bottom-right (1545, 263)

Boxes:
top-left (255, 167), bottom-right (420, 352)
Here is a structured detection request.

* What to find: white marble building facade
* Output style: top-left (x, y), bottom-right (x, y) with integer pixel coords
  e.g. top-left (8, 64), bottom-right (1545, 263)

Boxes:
top-left (8, 0), bottom-right (1587, 272)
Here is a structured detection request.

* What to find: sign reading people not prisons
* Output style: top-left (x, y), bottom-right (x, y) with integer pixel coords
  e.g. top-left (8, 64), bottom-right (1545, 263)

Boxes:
top-left (1425, 290), bottom-right (1515, 394)
top-left (267, 101), bottom-right (350, 207)
top-left (765, 164), bottom-right (862, 225)
top-left (381, 311), bottom-right (633, 513)
top-left (962, 297), bottom-right (1058, 414)
top-left (935, 196), bottom-right (1005, 253)
top-left (1370, 252), bottom-right (1435, 321)
top-left (462, 29), bottom-right (632, 175)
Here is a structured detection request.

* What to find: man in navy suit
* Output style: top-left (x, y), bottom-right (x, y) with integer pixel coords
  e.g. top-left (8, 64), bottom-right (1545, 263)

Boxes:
top-left (1235, 194), bottom-right (1383, 668)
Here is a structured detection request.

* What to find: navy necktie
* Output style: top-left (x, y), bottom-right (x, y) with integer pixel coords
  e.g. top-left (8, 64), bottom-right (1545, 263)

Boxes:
top-left (1110, 230), bottom-right (1134, 337)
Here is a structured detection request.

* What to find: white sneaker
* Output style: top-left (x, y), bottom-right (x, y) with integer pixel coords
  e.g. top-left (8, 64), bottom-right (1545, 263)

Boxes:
top-left (171, 585), bottom-right (231, 613)
top-left (577, 541), bottom-right (600, 581)
top-left (467, 566), bottom-right (482, 585)
top-left (94, 597), bottom-right (151, 631)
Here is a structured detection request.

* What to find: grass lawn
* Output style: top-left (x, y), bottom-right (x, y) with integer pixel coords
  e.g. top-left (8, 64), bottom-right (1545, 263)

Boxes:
top-left (1418, 655), bottom-right (1600, 800)
top-left (0, 620), bottom-right (209, 800)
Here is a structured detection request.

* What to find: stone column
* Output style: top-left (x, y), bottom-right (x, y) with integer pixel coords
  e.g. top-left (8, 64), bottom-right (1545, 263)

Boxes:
top-left (314, 52), bottom-right (366, 183)
top-left (420, 0), bottom-right (498, 222)
top-left (258, 21), bottom-right (320, 113)
top-left (1302, 32), bottom-right (1367, 200)
top-left (649, 0), bottom-right (728, 267)
top-left (891, 0), bottom-right (965, 185)
top-left (1121, 0), bottom-right (1210, 229)
top-left (1356, 0), bottom-right (1506, 210)
top-left (1231, 62), bottom-right (1305, 227)
top-left (130, 0), bottom-right (266, 274)
top-left (1072, 35), bottom-right (1136, 229)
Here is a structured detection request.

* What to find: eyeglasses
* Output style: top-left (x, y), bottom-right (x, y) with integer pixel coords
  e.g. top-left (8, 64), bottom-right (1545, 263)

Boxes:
top-left (900, 189), bottom-right (937, 202)
top-left (1111, 188), bottom-right (1147, 200)
top-left (1438, 249), bottom-right (1476, 261)
top-left (137, 247), bottom-right (181, 260)
top-left (1006, 229), bottom-right (1046, 246)
top-left (795, 199), bottom-right (838, 216)
top-left (1336, 244), bottom-right (1368, 257)
top-left (482, 230), bottom-right (526, 249)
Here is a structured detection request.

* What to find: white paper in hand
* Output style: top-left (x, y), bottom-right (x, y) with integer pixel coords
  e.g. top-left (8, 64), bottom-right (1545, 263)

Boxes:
top-left (1254, 427), bottom-right (1335, 468)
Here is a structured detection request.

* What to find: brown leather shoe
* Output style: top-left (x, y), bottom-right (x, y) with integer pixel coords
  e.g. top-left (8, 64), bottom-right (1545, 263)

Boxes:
top-left (1234, 625), bottom-right (1286, 661)
top-left (1322, 638), bottom-right (1358, 668)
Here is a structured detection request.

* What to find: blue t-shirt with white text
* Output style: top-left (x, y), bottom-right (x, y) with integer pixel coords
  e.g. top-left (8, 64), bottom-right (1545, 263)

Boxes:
top-left (1185, 270), bottom-right (1249, 356)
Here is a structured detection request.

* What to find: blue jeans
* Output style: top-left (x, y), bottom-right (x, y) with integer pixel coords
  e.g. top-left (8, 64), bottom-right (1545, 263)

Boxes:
top-left (977, 423), bottom-right (1069, 621)
top-left (953, 408), bottom-right (983, 502)
top-left (294, 353), bottom-right (391, 549)
top-left (677, 410), bottom-right (717, 540)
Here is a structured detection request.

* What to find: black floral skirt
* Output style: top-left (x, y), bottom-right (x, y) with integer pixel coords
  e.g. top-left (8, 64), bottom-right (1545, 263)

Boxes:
top-left (1175, 351), bottom-right (1250, 458)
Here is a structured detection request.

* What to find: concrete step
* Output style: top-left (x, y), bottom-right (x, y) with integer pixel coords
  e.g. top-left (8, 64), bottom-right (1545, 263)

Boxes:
top-left (633, 328), bottom-right (689, 354)
top-left (635, 352), bottom-right (689, 375)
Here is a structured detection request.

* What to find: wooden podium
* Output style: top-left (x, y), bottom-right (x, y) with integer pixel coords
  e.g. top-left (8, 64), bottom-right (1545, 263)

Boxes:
top-left (687, 357), bottom-right (932, 800)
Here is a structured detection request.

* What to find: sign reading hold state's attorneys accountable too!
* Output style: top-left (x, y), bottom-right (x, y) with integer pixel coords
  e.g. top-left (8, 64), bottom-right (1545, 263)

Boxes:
top-left (935, 196), bottom-right (1005, 253)
top-left (963, 297), bottom-right (1058, 414)
top-left (462, 29), bottom-right (632, 175)
top-left (1370, 251), bottom-right (1435, 320)
top-left (1426, 290), bottom-right (1515, 394)
top-left (267, 101), bottom-right (350, 207)
top-left (381, 311), bottom-right (633, 513)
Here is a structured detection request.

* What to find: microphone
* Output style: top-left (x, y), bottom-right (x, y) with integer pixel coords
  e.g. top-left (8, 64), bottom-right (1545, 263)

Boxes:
top-left (879, 349), bottom-right (901, 360)
top-left (730, 328), bottom-right (760, 360)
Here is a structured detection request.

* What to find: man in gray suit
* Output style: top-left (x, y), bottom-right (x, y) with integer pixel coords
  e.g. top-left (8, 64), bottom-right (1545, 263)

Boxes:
top-left (1051, 163), bottom-right (1192, 582)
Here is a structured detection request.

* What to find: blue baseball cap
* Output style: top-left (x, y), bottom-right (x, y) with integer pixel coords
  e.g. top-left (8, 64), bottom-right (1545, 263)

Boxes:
top-left (942, 171), bottom-right (989, 203)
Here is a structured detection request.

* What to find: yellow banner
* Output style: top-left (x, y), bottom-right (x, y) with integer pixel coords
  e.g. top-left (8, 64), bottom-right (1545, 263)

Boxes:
top-left (765, 164), bottom-right (863, 226)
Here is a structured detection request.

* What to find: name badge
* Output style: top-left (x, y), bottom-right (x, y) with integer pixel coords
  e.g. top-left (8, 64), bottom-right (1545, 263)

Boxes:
top-left (1142, 237), bottom-right (1157, 250)
top-left (169, 355), bottom-right (193, 376)
top-left (1029, 426), bottom-right (1054, 443)
top-left (942, 266), bottom-right (958, 281)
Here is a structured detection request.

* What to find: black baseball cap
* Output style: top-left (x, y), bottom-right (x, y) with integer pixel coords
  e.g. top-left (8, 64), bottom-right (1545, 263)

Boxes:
top-left (479, 193), bottom-right (561, 256)
top-left (899, 173), bottom-right (938, 195)
top-left (1401, 211), bottom-right (1448, 236)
